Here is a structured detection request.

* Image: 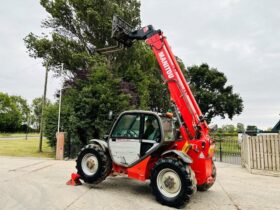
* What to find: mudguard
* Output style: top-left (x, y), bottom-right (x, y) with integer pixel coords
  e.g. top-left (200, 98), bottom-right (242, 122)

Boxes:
top-left (161, 150), bottom-right (193, 164)
top-left (89, 139), bottom-right (108, 151)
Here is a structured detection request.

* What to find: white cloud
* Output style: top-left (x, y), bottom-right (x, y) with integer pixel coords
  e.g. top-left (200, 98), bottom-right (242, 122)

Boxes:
top-left (0, 0), bottom-right (60, 103)
top-left (219, 0), bottom-right (241, 8)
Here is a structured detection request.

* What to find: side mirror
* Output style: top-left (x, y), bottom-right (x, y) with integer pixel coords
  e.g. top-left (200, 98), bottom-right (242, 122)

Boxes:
top-left (108, 110), bottom-right (113, 120)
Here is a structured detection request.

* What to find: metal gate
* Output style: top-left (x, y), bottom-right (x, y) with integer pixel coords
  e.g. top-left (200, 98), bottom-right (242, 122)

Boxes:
top-left (213, 135), bottom-right (241, 165)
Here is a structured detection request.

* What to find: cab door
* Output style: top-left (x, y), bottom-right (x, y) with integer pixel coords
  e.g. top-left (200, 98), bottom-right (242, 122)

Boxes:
top-left (140, 114), bottom-right (161, 157)
top-left (109, 113), bottom-right (141, 166)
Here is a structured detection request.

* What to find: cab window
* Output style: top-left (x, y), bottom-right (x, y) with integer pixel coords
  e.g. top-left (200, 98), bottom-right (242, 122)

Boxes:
top-left (143, 115), bottom-right (161, 141)
top-left (111, 114), bottom-right (140, 138)
top-left (161, 117), bottom-right (175, 141)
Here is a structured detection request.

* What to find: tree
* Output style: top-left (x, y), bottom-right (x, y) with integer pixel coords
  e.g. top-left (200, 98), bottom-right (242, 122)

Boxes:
top-left (237, 123), bottom-right (245, 133)
top-left (44, 103), bottom-right (59, 147)
top-left (31, 97), bottom-right (51, 130)
top-left (10, 95), bottom-right (30, 125)
top-left (185, 63), bottom-right (243, 123)
top-left (221, 124), bottom-right (236, 133)
top-left (44, 61), bottom-right (131, 155)
top-left (25, 1), bottom-right (243, 152)
top-left (0, 92), bottom-right (22, 132)
top-left (24, 0), bottom-right (168, 111)
top-left (24, 0), bottom-right (166, 144)
top-left (24, 0), bottom-right (141, 73)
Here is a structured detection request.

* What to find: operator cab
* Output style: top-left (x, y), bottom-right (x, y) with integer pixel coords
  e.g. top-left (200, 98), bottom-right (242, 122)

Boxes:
top-left (108, 110), bottom-right (176, 167)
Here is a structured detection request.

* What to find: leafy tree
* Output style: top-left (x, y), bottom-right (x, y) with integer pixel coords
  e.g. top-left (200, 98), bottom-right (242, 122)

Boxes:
top-left (237, 123), bottom-right (245, 133)
top-left (24, 0), bottom-right (167, 112)
top-left (25, 1), bottom-right (243, 154)
top-left (221, 124), bottom-right (236, 133)
top-left (31, 97), bottom-right (51, 130)
top-left (44, 60), bottom-right (131, 154)
top-left (113, 42), bottom-right (169, 111)
top-left (0, 93), bottom-right (22, 132)
top-left (44, 103), bottom-right (59, 147)
top-left (10, 95), bottom-right (30, 125)
top-left (24, 0), bottom-right (167, 145)
top-left (24, 0), bottom-right (141, 72)
top-left (185, 63), bottom-right (243, 123)
top-left (44, 102), bottom-right (80, 157)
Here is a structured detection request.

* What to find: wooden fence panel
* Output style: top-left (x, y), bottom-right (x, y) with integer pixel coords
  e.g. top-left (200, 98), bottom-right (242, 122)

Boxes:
top-left (241, 134), bottom-right (280, 176)
top-left (252, 137), bottom-right (257, 168)
top-left (266, 136), bottom-right (270, 170)
top-left (260, 136), bottom-right (264, 170)
top-left (263, 136), bottom-right (268, 170)
top-left (275, 136), bottom-right (280, 170)
top-left (272, 136), bottom-right (276, 171)
top-left (256, 137), bottom-right (261, 169)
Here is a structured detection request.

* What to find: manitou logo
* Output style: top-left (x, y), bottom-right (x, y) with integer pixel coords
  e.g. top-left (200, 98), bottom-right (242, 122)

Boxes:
top-left (158, 52), bottom-right (174, 79)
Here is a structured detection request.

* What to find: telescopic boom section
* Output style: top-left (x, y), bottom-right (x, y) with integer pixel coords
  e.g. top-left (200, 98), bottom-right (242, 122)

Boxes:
top-left (112, 16), bottom-right (208, 140)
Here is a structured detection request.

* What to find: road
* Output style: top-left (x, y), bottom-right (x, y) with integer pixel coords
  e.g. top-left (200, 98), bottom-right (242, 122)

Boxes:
top-left (0, 156), bottom-right (280, 210)
top-left (0, 136), bottom-right (40, 140)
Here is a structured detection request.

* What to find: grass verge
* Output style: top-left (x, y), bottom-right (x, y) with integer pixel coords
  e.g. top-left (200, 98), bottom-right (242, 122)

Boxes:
top-left (0, 138), bottom-right (54, 158)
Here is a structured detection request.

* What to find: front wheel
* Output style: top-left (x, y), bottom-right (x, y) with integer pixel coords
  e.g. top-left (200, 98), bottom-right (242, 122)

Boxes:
top-left (150, 158), bottom-right (197, 208)
top-left (76, 144), bottom-right (111, 184)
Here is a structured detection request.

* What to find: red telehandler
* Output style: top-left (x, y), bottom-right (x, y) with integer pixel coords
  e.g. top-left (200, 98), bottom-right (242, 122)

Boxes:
top-left (75, 16), bottom-right (216, 208)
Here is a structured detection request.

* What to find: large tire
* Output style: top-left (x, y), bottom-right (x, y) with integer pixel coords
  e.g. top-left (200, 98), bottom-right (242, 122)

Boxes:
top-left (197, 160), bottom-right (216, 191)
top-left (150, 158), bottom-right (197, 208)
top-left (76, 144), bottom-right (111, 184)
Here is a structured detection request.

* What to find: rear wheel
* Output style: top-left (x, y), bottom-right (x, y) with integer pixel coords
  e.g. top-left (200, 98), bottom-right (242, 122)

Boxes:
top-left (197, 160), bottom-right (216, 191)
top-left (76, 144), bottom-right (111, 184)
top-left (150, 158), bottom-right (196, 208)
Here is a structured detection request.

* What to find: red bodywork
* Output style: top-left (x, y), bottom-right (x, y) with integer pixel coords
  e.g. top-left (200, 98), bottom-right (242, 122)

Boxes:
top-left (111, 31), bottom-right (215, 186)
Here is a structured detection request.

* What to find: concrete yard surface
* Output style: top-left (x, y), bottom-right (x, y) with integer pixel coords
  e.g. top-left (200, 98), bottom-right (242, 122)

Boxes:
top-left (0, 156), bottom-right (280, 210)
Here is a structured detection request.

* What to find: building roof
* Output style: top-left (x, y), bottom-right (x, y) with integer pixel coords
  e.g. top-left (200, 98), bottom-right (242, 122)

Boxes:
top-left (272, 120), bottom-right (280, 132)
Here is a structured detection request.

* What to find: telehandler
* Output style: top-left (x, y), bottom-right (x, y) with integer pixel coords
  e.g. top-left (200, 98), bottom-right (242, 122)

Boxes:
top-left (75, 16), bottom-right (216, 208)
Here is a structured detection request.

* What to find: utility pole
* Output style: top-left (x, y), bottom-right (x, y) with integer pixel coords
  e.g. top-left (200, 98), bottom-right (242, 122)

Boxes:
top-left (57, 63), bottom-right (63, 133)
top-left (39, 62), bottom-right (49, 152)
top-left (55, 63), bottom-right (65, 160)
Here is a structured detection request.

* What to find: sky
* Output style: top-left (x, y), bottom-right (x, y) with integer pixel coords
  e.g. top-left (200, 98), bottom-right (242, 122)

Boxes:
top-left (0, 1), bottom-right (60, 103)
top-left (0, 0), bottom-right (279, 130)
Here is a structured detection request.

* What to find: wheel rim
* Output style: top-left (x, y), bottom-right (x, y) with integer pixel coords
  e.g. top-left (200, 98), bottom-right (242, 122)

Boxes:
top-left (81, 153), bottom-right (99, 176)
top-left (156, 168), bottom-right (181, 198)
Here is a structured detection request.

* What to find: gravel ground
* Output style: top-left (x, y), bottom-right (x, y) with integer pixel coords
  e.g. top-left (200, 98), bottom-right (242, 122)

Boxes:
top-left (0, 156), bottom-right (279, 210)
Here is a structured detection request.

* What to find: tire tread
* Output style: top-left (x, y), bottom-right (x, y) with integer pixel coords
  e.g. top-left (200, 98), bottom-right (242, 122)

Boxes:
top-left (76, 144), bottom-right (111, 184)
top-left (150, 158), bottom-right (196, 208)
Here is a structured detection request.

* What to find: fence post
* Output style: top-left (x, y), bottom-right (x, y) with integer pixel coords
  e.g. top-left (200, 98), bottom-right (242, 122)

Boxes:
top-left (245, 135), bottom-right (252, 172)
top-left (219, 137), bottom-right (222, 162)
top-left (56, 132), bottom-right (65, 160)
top-left (241, 134), bottom-right (245, 167)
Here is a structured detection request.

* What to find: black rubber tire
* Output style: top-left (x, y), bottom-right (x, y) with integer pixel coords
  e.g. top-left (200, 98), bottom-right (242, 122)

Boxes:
top-left (197, 160), bottom-right (216, 191)
top-left (104, 150), bottom-right (112, 177)
top-left (76, 144), bottom-right (111, 184)
top-left (150, 158), bottom-right (197, 208)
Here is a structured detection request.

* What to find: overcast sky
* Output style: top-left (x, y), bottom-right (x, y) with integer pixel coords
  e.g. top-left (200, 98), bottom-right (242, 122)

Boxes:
top-left (0, 0), bottom-right (279, 129)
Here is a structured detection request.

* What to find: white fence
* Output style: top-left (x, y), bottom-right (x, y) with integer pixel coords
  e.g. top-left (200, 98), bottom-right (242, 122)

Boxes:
top-left (241, 134), bottom-right (280, 176)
